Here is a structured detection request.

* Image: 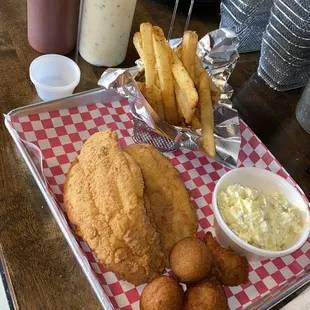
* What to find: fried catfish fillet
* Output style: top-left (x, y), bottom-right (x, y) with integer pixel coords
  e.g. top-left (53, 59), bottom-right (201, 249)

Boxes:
top-left (64, 130), bottom-right (164, 285)
top-left (125, 144), bottom-right (198, 267)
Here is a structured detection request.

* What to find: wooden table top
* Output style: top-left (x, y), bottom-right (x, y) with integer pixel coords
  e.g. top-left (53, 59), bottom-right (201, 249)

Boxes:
top-left (0, 0), bottom-right (309, 309)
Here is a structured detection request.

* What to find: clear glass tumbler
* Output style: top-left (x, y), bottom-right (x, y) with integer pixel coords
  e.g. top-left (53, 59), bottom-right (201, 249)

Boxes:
top-left (296, 79), bottom-right (310, 134)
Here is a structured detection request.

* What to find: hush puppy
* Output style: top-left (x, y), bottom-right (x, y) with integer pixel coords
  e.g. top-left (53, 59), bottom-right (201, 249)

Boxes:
top-left (204, 232), bottom-right (249, 286)
top-left (140, 276), bottom-right (183, 310)
top-left (183, 277), bottom-right (228, 310)
top-left (169, 237), bottom-right (213, 284)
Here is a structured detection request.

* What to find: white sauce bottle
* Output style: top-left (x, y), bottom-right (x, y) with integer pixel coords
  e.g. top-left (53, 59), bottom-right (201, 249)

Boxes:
top-left (79, 0), bottom-right (137, 66)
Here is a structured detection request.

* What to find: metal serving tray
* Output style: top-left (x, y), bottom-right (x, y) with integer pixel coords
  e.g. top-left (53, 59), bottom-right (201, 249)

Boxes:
top-left (4, 88), bottom-right (310, 310)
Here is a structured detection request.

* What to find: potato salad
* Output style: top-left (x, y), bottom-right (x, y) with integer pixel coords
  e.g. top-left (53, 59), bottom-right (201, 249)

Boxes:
top-left (217, 184), bottom-right (306, 251)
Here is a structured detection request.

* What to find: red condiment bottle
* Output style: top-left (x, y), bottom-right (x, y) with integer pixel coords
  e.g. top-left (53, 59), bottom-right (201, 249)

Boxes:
top-left (27, 0), bottom-right (80, 55)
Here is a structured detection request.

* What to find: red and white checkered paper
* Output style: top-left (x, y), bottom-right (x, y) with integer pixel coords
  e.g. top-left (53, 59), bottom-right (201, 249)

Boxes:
top-left (7, 99), bottom-right (310, 310)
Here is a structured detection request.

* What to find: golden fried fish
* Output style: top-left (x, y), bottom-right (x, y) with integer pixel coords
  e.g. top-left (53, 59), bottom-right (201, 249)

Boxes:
top-left (125, 144), bottom-right (198, 266)
top-left (64, 130), bottom-right (164, 285)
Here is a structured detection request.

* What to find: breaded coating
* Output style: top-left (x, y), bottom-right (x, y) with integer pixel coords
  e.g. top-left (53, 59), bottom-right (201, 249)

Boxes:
top-left (169, 237), bottom-right (213, 284)
top-left (204, 232), bottom-right (249, 286)
top-left (183, 277), bottom-right (228, 310)
top-left (64, 130), bottom-right (164, 285)
top-left (125, 144), bottom-right (198, 267)
top-left (140, 276), bottom-right (184, 310)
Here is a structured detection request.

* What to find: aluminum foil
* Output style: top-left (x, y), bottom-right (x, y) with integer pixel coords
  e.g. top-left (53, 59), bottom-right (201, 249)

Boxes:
top-left (98, 28), bottom-right (241, 167)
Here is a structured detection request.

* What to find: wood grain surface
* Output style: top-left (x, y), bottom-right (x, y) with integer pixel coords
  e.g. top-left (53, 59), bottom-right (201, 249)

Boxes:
top-left (0, 0), bottom-right (309, 309)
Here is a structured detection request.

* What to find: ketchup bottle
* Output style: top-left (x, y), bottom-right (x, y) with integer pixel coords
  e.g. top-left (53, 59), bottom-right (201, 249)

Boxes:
top-left (27, 0), bottom-right (80, 55)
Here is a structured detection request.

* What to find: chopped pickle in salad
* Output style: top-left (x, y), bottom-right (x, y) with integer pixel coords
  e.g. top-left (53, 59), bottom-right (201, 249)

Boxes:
top-left (217, 184), bottom-right (306, 251)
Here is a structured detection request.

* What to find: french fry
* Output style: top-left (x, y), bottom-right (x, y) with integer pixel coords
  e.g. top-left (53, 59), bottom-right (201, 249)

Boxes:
top-left (133, 23), bottom-right (219, 144)
top-left (144, 86), bottom-right (165, 119)
top-left (154, 70), bottom-right (160, 89)
top-left (152, 26), bottom-right (178, 125)
top-left (152, 85), bottom-right (165, 119)
top-left (140, 23), bottom-right (156, 87)
top-left (206, 71), bottom-right (221, 105)
top-left (136, 81), bottom-right (146, 93)
top-left (159, 36), bottom-right (197, 122)
top-left (137, 81), bottom-right (165, 119)
top-left (190, 111), bottom-right (202, 129)
top-left (210, 82), bottom-right (221, 105)
top-left (181, 31), bottom-right (198, 80)
top-left (198, 71), bottom-right (216, 157)
top-left (134, 27), bottom-right (164, 118)
top-left (173, 79), bottom-right (195, 124)
top-left (141, 87), bottom-right (157, 113)
top-left (194, 56), bottom-right (221, 105)
top-left (171, 50), bottom-right (199, 110)
top-left (194, 55), bottom-right (204, 86)
top-left (175, 46), bottom-right (182, 58)
top-left (153, 25), bottom-right (165, 37)
top-left (133, 32), bottom-right (143, 60)
top-left (175, 45), bottom-right (201, 124)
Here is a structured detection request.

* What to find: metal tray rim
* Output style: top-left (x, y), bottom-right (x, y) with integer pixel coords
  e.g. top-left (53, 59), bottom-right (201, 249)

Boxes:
top-left (5, 119), bottom-right (113, 310)
top-left (4, 88), bottom-right (121, 310)
top-left (4, 89), bottom-right (310, 310)
top-left (6, 88), bottom-right (122, 118)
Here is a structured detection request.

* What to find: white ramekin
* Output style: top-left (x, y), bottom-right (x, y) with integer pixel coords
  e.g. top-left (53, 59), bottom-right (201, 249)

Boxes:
top-left (212, 167), bottom-right (310, 261)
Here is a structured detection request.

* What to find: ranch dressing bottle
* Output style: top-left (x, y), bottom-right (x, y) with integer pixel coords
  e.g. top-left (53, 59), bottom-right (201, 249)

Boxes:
top-left (79, 0), bottom-right (137, 66)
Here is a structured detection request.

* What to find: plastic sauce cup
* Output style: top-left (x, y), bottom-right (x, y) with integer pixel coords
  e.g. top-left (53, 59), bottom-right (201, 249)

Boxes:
top-left (29, 54), bottom-right (81, 101)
